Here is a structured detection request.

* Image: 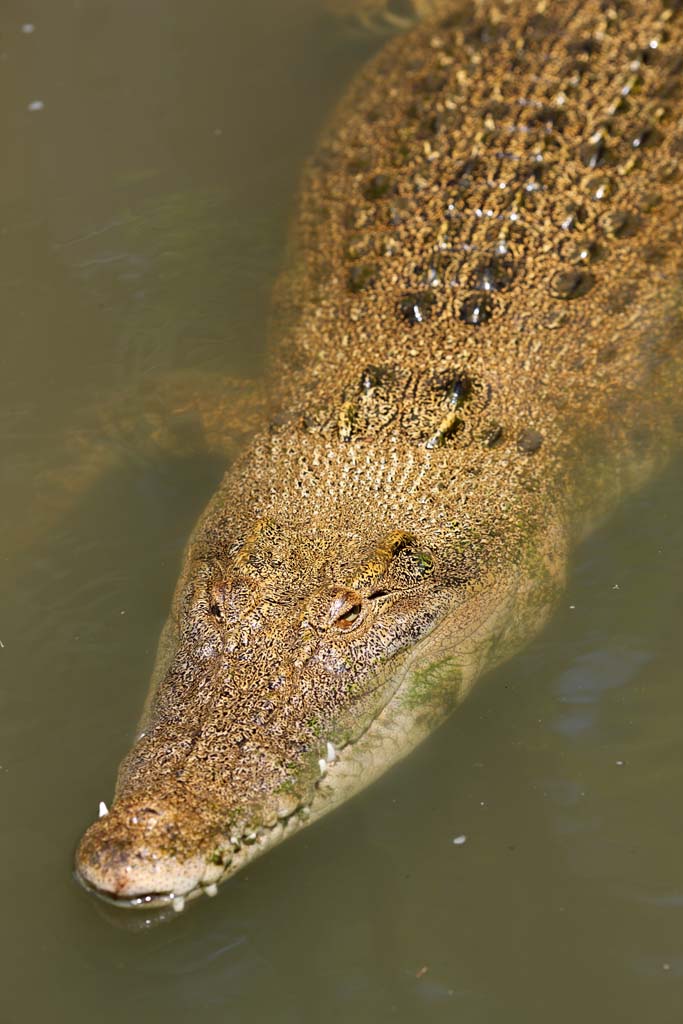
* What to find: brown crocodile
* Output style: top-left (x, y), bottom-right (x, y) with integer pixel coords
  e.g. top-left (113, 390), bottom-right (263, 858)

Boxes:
top-left (75, 0), bottom-right (683, 912)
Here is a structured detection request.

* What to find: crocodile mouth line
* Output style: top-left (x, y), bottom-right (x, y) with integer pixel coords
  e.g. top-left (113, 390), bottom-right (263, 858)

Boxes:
top-left (75, 734), bottom-right (357, 912)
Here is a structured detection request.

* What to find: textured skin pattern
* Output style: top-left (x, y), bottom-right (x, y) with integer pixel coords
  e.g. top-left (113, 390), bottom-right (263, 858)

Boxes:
top-left (76, 0), bottom-right (683, 907)
top-left (276, 0), bottom-right (683, 456)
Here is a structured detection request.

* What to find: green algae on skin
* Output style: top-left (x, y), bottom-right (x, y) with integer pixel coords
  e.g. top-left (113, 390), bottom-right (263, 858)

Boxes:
top-left (402, 657), bottom-right (463, 715)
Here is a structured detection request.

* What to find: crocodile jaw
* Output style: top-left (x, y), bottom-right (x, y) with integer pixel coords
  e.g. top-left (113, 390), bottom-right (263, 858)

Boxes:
top-left (75, 565), bottom-right (542, 913)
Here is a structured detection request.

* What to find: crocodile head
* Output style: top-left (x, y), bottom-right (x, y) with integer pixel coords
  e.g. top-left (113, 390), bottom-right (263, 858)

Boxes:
top-left (75, 431), bottom-right (536, 911)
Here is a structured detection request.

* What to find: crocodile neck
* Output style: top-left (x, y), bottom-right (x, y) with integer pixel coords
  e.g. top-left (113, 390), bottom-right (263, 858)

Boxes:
top-left (262, 0), bottom-right (683, 542)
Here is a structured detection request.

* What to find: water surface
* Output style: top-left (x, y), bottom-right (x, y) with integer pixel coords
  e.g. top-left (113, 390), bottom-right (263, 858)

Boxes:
top-left (1, 3), bottom-right (682, 1022)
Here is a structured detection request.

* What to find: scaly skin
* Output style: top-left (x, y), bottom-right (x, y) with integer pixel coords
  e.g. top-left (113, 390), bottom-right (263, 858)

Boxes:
top-left (76, 0), bottom-right (683, 912)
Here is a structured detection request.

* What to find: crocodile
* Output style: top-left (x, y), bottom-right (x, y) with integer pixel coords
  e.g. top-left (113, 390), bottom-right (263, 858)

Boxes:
top-left (75, 0), bottom-right (683, 912)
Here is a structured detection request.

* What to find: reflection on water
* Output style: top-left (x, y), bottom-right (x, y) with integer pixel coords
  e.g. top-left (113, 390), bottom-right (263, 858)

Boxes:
top-left (1, 2), bottom-right (683, 1022)
top-left (552, 647), bottom-right (651, 737)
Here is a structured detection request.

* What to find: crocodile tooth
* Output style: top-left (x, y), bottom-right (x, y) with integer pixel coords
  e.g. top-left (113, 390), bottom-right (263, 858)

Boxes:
top-left (318, 758), bottom-right (327, 776)
top-left (98, 801), bottom-right (108, 818)
top-left (205, 884), bottom-right (218, 898)
top-left (326, 741), bottom-right (337, 764)
top-left (172, 896), bottom-right (185, 913)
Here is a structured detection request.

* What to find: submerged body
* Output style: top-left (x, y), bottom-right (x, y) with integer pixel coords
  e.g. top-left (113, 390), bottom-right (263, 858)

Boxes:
top-left (77, 0), bottom-right (683, 909)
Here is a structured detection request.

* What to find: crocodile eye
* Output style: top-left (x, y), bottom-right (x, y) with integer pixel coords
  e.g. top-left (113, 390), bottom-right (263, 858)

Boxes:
top-left (334, 603), bottom-right (362, 630)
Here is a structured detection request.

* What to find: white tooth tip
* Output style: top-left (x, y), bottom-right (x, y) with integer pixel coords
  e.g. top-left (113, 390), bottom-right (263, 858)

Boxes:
top-left (205, 884), bottom-right (218, 898)
top-left (318, 758), bottom-right (327, 776)
top-left (172, 896), bottom-right (185, 913)
top-left (98, 801), bottom-right (109, 818)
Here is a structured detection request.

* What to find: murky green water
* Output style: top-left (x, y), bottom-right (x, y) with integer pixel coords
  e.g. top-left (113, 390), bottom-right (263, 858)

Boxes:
top-left (2, 3), bottom-right (683, 1021)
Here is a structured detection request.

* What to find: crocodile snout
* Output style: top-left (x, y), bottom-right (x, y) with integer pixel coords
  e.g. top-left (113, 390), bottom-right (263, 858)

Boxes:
top-left (75, 794), bottom-right (220, 904)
